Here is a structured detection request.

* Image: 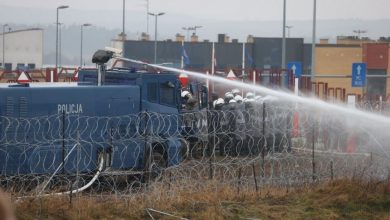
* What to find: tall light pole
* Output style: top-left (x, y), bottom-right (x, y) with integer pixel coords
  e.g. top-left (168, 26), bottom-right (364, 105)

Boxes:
top-left (353, 30), bottom-right (367, 46)
top-left (80, 23), bottom-right (92, 67)
top-left (149, 12), bottom-right (165, 64)
top-left (353, 30), bottom-right (367, 39)
top-left (121, 0), bottom-right (126, 39)
top-left (2, 24), bottom-right (9, 68)
top-left (182, 26), bottom-right (203, 41)
top-left (56, 5), bottom-right (69, 70)
top-left (146, 0), bottom-right (150, 35)
top-left (281, 0), bottom-right (287, 87)
top-left (192, 25), bottom-right (202, 36)
top-left (286, 25), bottom-right (293, 38)
top-left (311, 0), bottom-right (317, 81)
top-left (54, 22), bottom-right (63, 66)
top-left (58, 22), bottom-right (63, 67)
top-left (182, 27), bottom-right (192, 41)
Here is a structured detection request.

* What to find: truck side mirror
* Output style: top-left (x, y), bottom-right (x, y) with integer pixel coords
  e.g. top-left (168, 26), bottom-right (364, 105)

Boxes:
top-left (163, 81), bottom-right (175, 88)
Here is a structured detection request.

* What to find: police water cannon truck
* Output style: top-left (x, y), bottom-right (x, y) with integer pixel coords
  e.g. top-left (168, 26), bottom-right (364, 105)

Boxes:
top-left (0, 49), bottom-right (208, 178)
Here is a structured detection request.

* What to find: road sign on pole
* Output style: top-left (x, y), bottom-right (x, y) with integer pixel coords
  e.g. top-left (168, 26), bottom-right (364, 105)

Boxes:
top-left (287, 62), bottom-right (302, 78)
top-left (352, 63), bottom-right (366, 87)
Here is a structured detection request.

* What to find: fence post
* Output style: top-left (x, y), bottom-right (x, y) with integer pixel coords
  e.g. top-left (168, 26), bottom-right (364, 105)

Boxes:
top-left (261, 102), bottom-right (266, 179)
top-left (209, 111), bottom-right (215, 180)
top-left (69, 181), bottom-right (73, 206)
top-left (76, 131), bottom-right (80, 191)
top-left (370, 152), bottom-right (373, 166)
top-left (330, 160), bottom-right (334, 181)
top-left (168, 170), bottom-right (172, 190)
top-left (208, 156), bottom-right (214, 180)
top-left (237, 167), bottom-right (242, 195)
top-left (143, 111), bottom-right (151, 186)
top-left (252, 163), bottom-right (258, 192)
top-left (62, 111), bottom-right (66, 174)
top-left (312, 120), bottom-right (316, 182)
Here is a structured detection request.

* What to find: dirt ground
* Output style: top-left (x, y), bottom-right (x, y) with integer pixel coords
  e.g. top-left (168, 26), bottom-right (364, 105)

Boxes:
top-left (5, 178), bottom-right (389, 220)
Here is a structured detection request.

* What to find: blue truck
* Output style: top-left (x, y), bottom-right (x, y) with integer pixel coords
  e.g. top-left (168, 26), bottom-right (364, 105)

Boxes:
top-left (0, 50), bottom-right (208, 178)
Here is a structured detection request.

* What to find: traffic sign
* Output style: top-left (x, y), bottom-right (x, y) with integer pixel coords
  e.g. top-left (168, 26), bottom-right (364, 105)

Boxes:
top-left (17, 71), bottom-right (32, 83)
top-left (352, 63), bottom-right (366, 87)
top-left (226, 69), bottom-right (237, 80)
top-left (287, 62), bottom-right (302, 78)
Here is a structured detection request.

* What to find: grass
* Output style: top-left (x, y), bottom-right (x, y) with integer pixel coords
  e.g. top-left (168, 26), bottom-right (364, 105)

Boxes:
top-left (9, 178), bottom-right (390, 220)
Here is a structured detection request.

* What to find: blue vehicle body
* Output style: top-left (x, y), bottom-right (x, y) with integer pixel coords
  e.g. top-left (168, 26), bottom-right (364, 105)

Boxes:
top-left (0, 69), bottom-right (185, 176)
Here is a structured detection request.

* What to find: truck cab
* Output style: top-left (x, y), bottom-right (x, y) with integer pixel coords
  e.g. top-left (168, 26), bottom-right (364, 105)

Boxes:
top-left (0, 63), bottom-right (195, 177)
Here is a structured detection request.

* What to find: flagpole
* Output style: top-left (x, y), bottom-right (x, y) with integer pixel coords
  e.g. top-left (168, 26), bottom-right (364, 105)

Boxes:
top-left (253, 70), bottom-right (256, 94)
top-left (242, 42), bottom-right (245, 77)
top-left (206, 71), bottom-right (210, 90)
top-left (242, 42), bottom-right (245, 96)
top-left (211, 42), bottom-right (215, 93)
top-left (179, 40), bottom-right (189, 89)
top-left (181, 40), bottom-right (184, 69)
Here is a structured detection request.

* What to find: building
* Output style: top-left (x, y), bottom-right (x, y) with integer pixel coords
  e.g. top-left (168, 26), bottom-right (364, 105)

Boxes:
top-left (175, 34), bottom-right (185, 42)
top-left (0, 28), bottom-right (43, 71)
top-left (119, 35), bottom-right (307, 71)
top-left (115, 34), bottom-right (390, 99)
top-left (190, 33), bottom-right (199, 43)
top-left (336, 36), bottom-right (375, 45)
top-left (140, 32), bottom-right (150, 41)
top-left (315, 41), bottom-right (390, 97)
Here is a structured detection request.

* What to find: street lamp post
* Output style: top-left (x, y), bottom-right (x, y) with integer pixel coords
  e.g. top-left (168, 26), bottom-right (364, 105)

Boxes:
top-left (56, 5), bottom-right (69, 70)
top-left (58, 23), bottom-right (63, 67)
top-left (311, 0), bottom-right (317, 81)
top-left (146, 0), bottom-right (150, 35)
top-left (281, 0), bottom-right (287, 87)
top-left (182, 26), bottom-right (202, 41)
top-left (2, 24), bottom-right (9, 68)
top-left (182, 27), bottom-right (191, 41)
top-left (192, 25), bottom-right (202, 36)
top-left (149, 12), bottom-right (165, 64)
top-left (80, 23), bottom-right (92, 67)
top-left (353, 30), bottom-right (367, 39)
top-left (122, 0), bottom-right (126, 38)
top-left (286, 25), bottom-right (293, 38)
top-left (182, 27), bottom-right (191, 42)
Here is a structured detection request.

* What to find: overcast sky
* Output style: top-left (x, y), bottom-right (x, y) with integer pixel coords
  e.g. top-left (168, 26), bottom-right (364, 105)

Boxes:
top-left (1, 0), bottom-right (389, 42)
top-left (2, 0), bottom-right (389, 64)
top-left (2, 0), bottom-right (390, 21)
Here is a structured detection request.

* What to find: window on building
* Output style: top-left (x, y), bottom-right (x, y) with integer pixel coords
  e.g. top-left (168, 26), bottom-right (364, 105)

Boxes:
top-left (27, 63), bottom-right (36, 70)
top-left (17, 63), bottom-right (26, 71)
top-left (4, 63), bottom-right (12, 71)
top-left (160, 82), bottom-right (176, 107)
top-left (367, 69), bottom-right (387, 98)
top-left (147, 83), bottom-right (158, 103)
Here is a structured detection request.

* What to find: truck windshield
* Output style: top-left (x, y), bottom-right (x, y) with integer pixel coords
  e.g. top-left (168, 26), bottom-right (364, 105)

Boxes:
top-left (160, 82), bottom-right (176, 107)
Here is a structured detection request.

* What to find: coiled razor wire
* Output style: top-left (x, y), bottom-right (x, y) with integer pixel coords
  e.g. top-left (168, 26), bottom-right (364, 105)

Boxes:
top-left (1, 101), bottom-right (390, 199)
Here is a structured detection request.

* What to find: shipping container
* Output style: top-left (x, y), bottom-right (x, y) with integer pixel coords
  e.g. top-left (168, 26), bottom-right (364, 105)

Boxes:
top-left (362, 43), bottom-right (389, 69)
